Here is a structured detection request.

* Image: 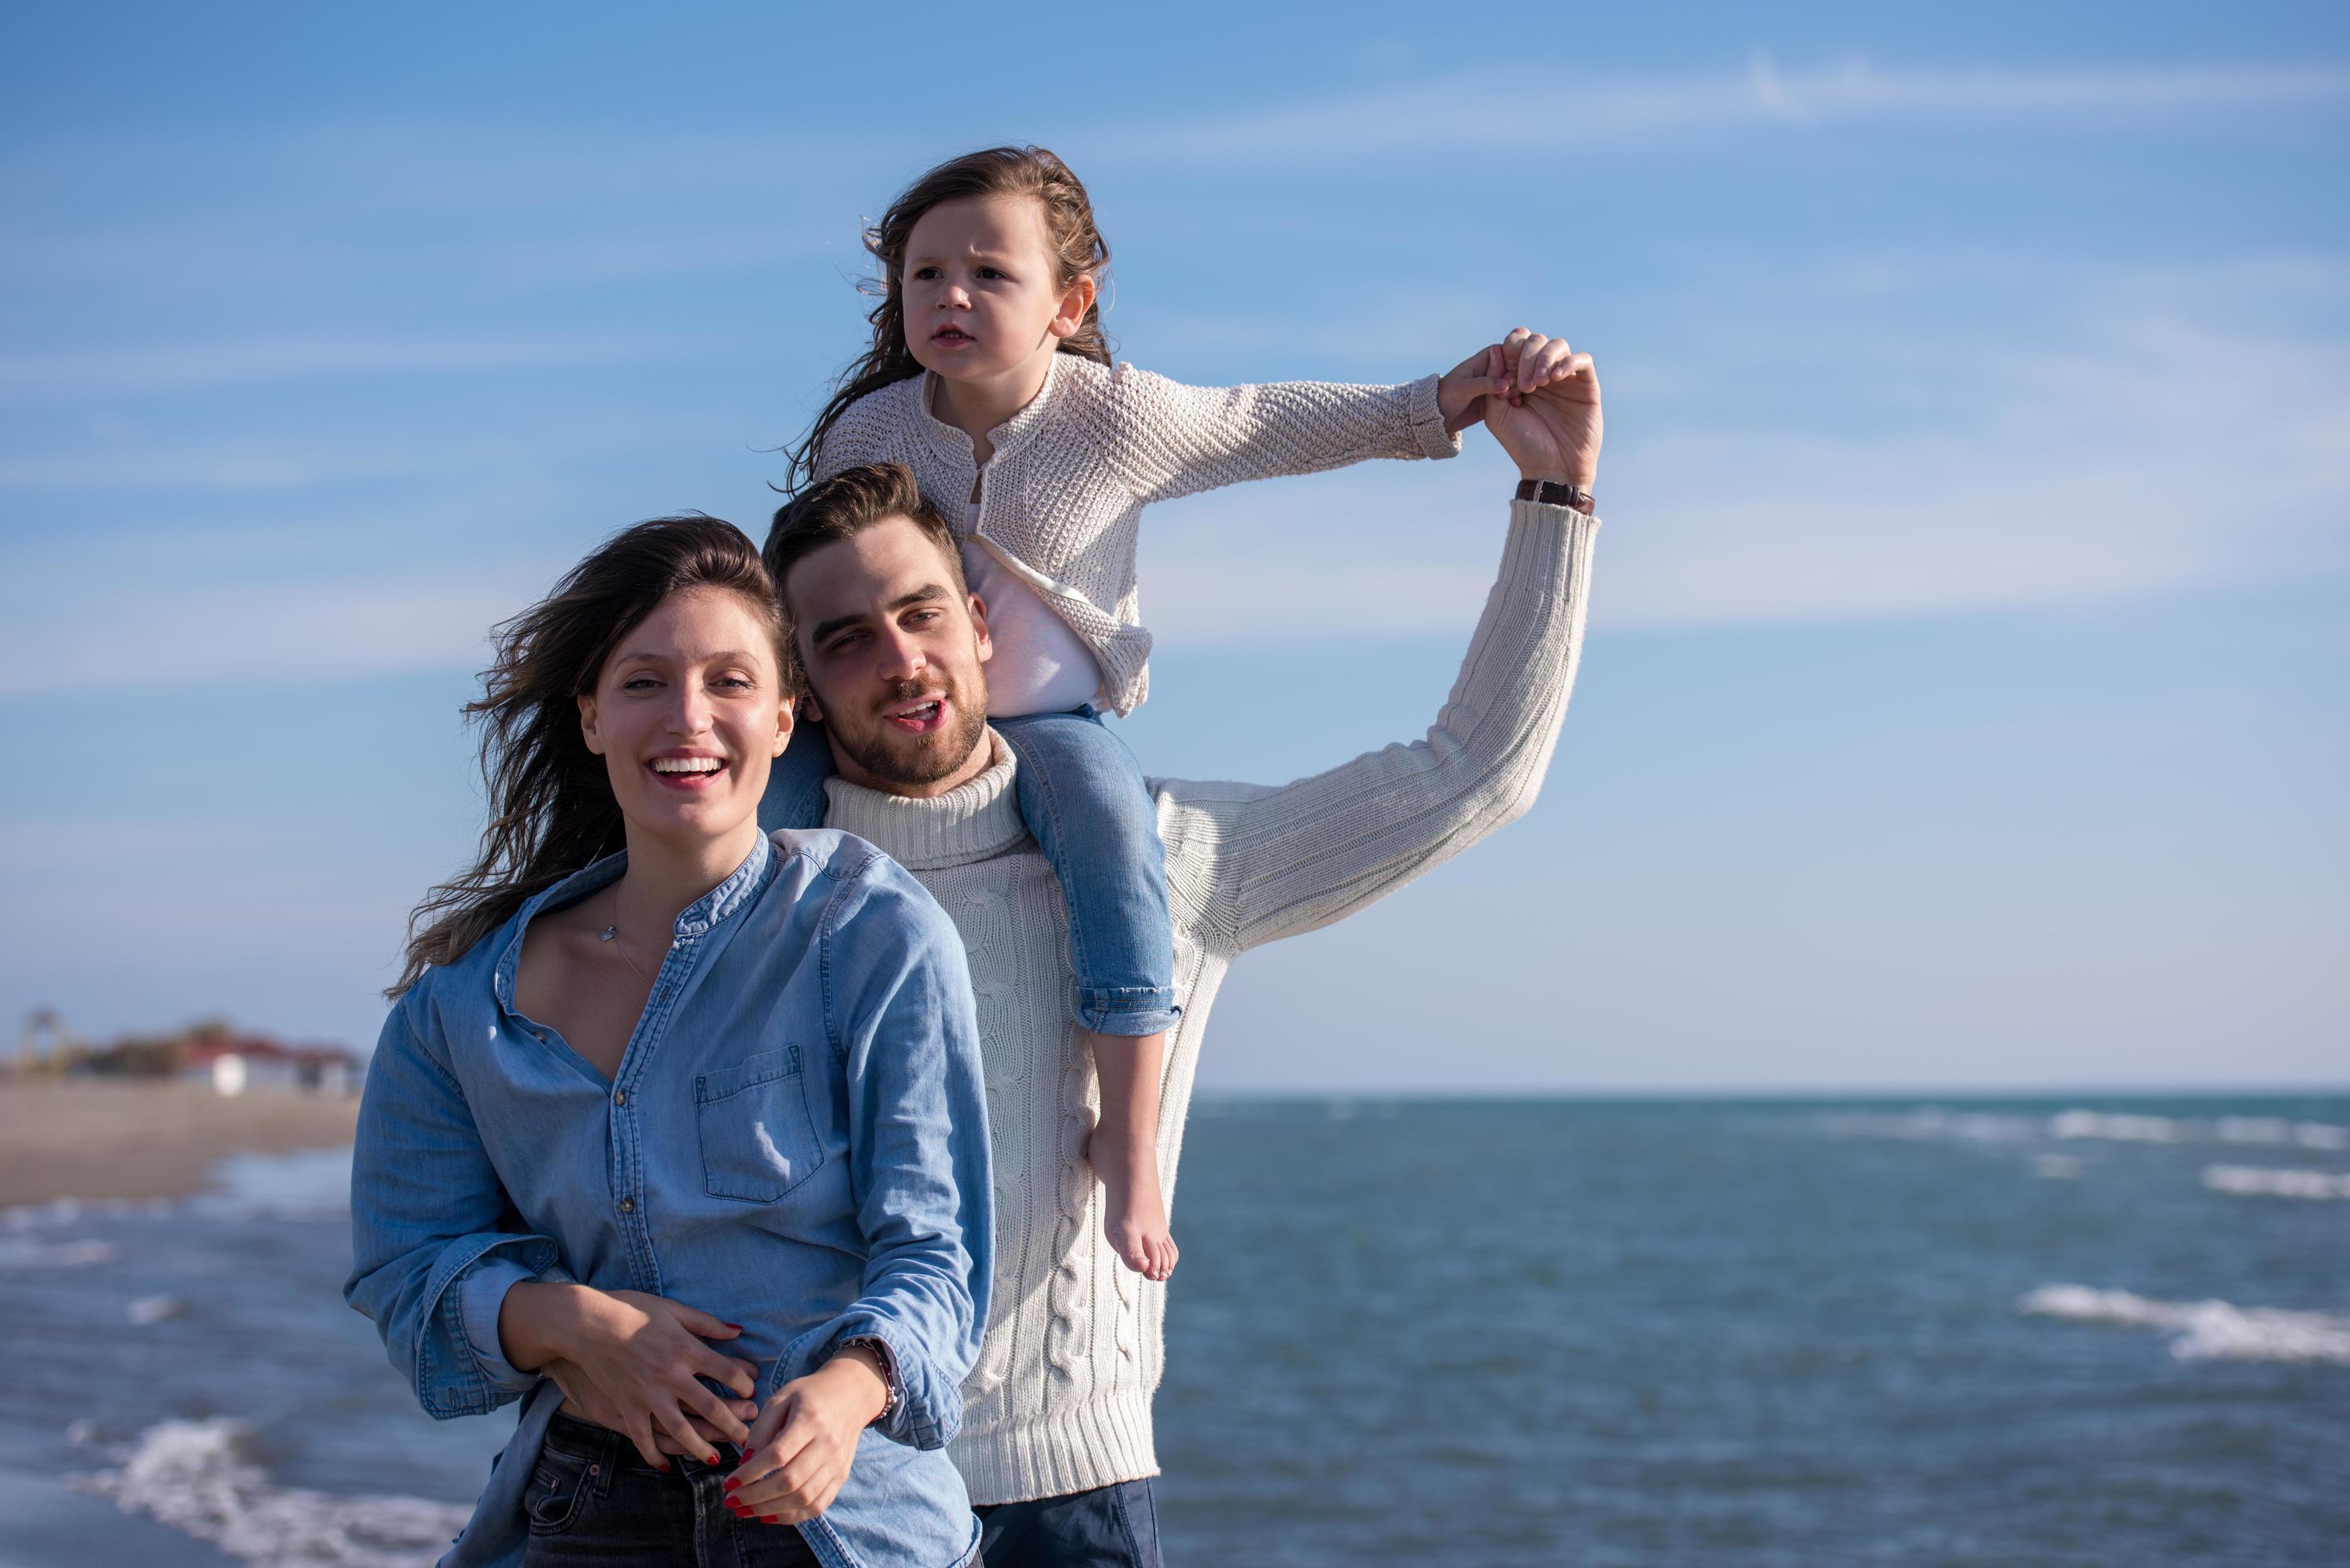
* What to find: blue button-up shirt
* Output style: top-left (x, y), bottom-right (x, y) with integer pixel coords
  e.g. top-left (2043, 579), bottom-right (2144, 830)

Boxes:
top-left (346, 829), bottom-right (992, 1568)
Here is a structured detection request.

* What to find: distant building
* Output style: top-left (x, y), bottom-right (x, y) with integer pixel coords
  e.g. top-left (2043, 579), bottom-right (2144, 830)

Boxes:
top-left (174, 1025), bottom-right (358, 1097)
top-left (6, 1012), bottom-right (358, 1095)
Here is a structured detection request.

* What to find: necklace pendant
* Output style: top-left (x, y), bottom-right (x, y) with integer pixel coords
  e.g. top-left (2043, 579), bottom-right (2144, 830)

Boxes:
top-left (599, 925), bottom-right (618, 942)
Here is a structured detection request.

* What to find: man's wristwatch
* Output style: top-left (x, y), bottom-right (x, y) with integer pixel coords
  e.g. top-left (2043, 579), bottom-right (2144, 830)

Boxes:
top-left (1515, 478), bottom-right (1595, 514)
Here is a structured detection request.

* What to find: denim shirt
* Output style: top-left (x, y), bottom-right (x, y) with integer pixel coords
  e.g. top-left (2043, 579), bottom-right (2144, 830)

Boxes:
top-left (346, 830), bottom-right (992, 1568)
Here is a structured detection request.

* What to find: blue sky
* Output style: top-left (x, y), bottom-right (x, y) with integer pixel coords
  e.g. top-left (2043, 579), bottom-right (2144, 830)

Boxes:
top-left (2, 2), bottom-right (2343, 1090)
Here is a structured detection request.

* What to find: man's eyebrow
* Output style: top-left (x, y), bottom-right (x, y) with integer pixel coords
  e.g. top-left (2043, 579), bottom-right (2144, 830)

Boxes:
top-left (808, 585), bottom-right (951, 648)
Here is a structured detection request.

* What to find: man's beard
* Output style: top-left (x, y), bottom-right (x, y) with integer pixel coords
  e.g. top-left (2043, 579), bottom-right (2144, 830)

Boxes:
top-left (827, 674), bottom-right (988, 790)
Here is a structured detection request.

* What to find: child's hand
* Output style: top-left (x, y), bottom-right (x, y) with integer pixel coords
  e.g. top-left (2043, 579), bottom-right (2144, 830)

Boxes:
top-left (1438, 344), bottom-right (1517, 436)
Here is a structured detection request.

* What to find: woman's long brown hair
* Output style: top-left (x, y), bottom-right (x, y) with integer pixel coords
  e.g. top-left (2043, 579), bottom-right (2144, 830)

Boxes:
top-left (390, 515), bottom-right (786, 998)
top-left (784, 145), bottom-right (1114, 490)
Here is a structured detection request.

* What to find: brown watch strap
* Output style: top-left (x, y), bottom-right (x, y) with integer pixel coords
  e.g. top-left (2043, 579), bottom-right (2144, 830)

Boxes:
top-left (1514, 478), bottom-right (1595, 514)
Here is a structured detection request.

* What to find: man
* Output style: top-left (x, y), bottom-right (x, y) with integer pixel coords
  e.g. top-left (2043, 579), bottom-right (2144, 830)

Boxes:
top-left (762, 332), bottom-right (1603, 1566)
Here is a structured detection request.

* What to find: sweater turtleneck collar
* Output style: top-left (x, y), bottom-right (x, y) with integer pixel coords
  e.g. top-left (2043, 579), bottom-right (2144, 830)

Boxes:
top-left (820, 730), bottom-right (1029, 871)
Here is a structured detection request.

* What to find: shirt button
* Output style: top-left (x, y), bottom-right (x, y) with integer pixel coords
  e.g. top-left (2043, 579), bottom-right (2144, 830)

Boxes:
top-left (619, 1197), bottom-right (636, 1214)
top-left (613, 1090), bottom-right (627, 1107)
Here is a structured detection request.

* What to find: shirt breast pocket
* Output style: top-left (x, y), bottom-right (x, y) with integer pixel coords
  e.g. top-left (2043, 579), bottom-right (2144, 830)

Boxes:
top-left (694, 1046), bottom-right (826, 1203)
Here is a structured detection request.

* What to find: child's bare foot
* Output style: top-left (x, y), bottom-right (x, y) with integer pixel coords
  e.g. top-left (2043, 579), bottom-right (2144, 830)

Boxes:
top-left (1091, 1118), bottom-right (1177, 1282)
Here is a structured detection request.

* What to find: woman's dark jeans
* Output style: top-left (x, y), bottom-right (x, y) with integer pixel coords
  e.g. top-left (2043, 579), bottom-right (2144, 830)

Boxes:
top-left (522, 1412), bottom-right (820, 1567)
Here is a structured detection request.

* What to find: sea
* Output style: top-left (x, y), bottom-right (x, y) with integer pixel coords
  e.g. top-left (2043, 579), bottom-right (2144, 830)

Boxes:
top-left (2, 1094), bottom-right (2344, 1567)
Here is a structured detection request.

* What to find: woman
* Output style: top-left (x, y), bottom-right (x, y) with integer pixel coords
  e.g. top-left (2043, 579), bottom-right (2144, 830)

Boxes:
top-left (346, 515), bottom-right (991, 1568)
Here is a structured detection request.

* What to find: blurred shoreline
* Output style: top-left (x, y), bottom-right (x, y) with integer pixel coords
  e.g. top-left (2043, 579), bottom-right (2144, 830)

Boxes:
top-left (0, 1080), bottom-right (356, 1207)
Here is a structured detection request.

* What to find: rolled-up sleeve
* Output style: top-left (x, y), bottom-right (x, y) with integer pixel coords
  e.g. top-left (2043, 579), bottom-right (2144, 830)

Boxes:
top-left (344, 990), bottom-right (563, 1418)
top-left (802, 857), bottom-right (994, 1450)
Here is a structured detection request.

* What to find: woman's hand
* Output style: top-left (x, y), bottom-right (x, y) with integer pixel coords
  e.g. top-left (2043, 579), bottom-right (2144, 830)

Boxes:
top-left (722, 1346), bottom-right (888, 1526)
top-left (1479, 328), bottom-right (1602, 490)
top-left (499, 1282), bottom-right (762, 1469)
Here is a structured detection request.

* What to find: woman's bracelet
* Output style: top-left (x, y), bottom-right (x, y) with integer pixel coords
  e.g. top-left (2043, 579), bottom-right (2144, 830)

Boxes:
top-left (838, 1336), bottom-right (899, 1426)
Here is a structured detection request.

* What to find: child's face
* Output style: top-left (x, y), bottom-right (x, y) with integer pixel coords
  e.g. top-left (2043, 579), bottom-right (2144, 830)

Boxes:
top-left (902, 194), bottom-right (1089, 385)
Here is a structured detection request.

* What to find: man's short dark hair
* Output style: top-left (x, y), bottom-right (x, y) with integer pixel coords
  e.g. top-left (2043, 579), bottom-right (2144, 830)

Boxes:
top-left (763, 462), bottom-right (967, 639)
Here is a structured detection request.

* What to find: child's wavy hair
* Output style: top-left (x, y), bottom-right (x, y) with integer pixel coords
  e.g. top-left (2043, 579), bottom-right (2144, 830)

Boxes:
top-left (786, 146), bottom-right (1112, 490)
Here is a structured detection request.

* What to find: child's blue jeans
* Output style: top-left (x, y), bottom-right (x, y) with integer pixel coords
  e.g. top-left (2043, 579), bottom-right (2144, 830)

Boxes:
top-left (761, 708), bottom-right (1179, 1037)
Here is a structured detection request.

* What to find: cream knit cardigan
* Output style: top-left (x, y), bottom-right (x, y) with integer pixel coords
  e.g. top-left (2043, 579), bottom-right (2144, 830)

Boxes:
top-left (820, 500), bottom-right (1600, 1506)
top-left (813, 354), bottom-right (1460, 715)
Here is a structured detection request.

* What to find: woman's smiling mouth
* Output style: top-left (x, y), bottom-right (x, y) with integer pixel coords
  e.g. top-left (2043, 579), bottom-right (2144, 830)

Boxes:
top-left (648, 754), bottom-right (727, 789)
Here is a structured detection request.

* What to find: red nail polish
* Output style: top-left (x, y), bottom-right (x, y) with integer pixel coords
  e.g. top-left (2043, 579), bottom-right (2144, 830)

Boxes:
top-left (725, 1322), bottom-right (743, 1332)
top-left (739, 1447), bottom-right (755, 1463)
top-left (724, 1478), bottom-right (740, 1494)
top-left (707, 1454), bottom-right (722, 1466)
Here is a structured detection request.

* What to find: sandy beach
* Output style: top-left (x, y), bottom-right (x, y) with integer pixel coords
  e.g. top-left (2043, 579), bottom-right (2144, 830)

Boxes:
top-left (0, 1079), bottom-right (358, 1207)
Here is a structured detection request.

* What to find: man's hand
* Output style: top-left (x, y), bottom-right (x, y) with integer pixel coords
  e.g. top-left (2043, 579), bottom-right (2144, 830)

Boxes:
top-left (498, 1282), bottom-right (761, 1470)
top-left (722, 1346), bottom-right (888, 1526)
top-left (1479, 328), bottom-right (1602, 491)
top-left (542, 1358), bottom-right (761, 1458)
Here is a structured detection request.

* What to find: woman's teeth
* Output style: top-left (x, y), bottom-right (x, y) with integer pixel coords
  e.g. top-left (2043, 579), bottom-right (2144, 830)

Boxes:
top-left (651, 758), bottom-right (723, 774)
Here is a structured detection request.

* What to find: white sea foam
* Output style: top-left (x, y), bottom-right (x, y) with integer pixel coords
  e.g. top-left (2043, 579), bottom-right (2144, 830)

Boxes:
top-left (2216, 1117), bottom-right (2350, 1150)
top-left (2047, 1110), bottom-right (2185, 1142)
top-left (76, 1417), bottom-right (470, 1567)
top-left (1819, 1107), bottom-right (2039, 1142)
top-left (2020, 1284), bottom-right (2350, 1366)
top-left (126, 1293), bottom-right (186, 1325)
top-left (2203, 1164), bottom-right (2350, 1200)
top-left (1, 1195), bottom-right (174, 1231)
top-left (2031, 1154), bottom-right (2085, 1179)
top-left (0, 1236), bottom-right (119, 1270)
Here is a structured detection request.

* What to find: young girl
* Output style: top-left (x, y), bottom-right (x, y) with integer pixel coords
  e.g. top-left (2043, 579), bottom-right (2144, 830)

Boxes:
top-left (763, 146), bottom-right (1575, 1282)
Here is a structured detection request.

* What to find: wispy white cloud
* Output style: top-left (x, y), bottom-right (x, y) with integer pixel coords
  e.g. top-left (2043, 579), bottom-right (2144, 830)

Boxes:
top-left (0, 569), bottom-right (554, 696)
top-left (1140, 279), bottom-right (2350, 640)
top-left (0, 327), bottom-right (735, 398)
top-left (1089, 54), bottom-right (2350, 167)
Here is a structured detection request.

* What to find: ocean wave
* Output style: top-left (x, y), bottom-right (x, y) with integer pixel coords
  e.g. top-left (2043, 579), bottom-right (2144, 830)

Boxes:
top-left (2216, 1116), bottom-right (2350, 1151)
top-left (1823, 1108), bottom-right (2350, 1153)
top-left (2019, 1284), bottom-right (2350, 1366)
top-left (2046, 1110), bottom-right (2184, 1142)
top-left (76, 1417), bottom-right (470, 1567)
top-left (1816, 1108), bottom-right (2040, 1142)
top-left (0, 1236), bottom-right (120, 1270)
top-left (2203, 1164), bottom-right (2350, 1200)
top-left (2, 1195), bottom-right (174, 1231)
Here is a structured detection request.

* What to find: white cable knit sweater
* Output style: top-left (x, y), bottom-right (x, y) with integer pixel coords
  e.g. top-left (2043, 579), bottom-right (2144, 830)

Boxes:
top-left (819, 500), bottom-right (1600, 1506)
top-left (813, 354), bottom-right (1460, 716)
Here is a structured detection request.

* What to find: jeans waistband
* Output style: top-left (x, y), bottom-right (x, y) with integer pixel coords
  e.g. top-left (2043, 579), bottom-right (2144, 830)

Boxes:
top-left (542, 1410), bottom-right (747, 1474)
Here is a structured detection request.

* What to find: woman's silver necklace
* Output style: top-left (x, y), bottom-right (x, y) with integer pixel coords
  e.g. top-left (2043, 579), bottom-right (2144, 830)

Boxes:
top-left (599, 887), bottom-right (655, 985)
